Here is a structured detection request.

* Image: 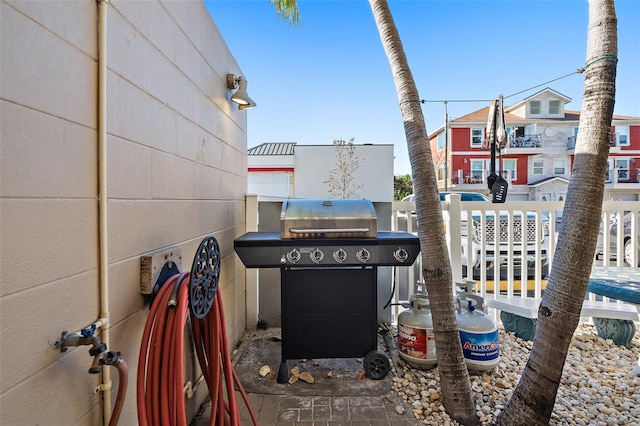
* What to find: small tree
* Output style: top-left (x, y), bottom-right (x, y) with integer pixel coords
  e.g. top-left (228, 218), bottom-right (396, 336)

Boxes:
top-left (394, 174), bottom-right (413, 200)
top-left (324, 138), bottom-right (363, 199)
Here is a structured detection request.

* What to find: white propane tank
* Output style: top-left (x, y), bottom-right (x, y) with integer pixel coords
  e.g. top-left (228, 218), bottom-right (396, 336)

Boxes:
top-left (397, 294), bottom-right (437, 369)
top-left (457, 298), bottom-right (500, 372)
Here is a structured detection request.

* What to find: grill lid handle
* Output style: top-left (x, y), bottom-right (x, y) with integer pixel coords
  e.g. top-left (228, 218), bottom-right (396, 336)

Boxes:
top-left (288, 228), bottom-right (370, 234)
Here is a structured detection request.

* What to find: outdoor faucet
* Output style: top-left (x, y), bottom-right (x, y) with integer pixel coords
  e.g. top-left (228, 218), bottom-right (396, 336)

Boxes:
top-left (56, 329), bottom-right (107, 374)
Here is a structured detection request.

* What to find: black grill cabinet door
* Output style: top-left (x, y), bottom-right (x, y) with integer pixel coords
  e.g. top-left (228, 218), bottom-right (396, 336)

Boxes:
top-left (281, 267), bottom-right (377, 360)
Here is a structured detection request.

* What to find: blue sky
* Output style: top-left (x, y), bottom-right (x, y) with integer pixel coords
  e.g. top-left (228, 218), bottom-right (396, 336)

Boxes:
top-left (206, 0), bottom-right (640, 175)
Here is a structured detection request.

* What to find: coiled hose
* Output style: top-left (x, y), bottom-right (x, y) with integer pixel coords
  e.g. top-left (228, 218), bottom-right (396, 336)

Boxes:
top-left (137, 272), bottom-right (257, 425)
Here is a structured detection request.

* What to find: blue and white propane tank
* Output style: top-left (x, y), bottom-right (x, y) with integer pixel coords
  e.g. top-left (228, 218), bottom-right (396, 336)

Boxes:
top-left (456, 282), bottom-right (500, 372)
top-left (397, 293), bottom-right (438, 369)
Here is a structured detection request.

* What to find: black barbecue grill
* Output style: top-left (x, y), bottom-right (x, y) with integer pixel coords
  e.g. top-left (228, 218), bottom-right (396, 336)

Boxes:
top-left (234, 198), bottom-right (420, 382)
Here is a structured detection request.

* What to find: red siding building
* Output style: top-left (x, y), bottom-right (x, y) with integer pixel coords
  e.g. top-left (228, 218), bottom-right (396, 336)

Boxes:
top-left (429, 88), bottom-right (640, 201)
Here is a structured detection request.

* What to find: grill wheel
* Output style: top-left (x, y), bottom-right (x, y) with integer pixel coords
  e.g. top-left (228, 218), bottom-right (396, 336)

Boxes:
top-left (363, 350), bottom-right (390, 380)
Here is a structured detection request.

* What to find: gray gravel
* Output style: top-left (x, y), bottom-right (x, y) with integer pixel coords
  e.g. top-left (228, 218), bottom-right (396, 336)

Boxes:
top-left (390, 324), bottom-right (640, 425)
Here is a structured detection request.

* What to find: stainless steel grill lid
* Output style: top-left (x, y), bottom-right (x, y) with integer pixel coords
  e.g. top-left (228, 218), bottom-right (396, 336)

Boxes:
top-left (280, 199), bottom-right (377, 239)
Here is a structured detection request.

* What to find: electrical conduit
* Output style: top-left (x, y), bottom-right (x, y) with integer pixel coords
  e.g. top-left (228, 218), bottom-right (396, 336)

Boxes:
top-left (97, 0), bottom-right (112, 423)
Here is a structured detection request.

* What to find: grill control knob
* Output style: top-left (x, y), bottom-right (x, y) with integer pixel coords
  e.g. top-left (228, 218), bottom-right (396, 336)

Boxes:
top-left (393, 247), bottom-right (409, 263)
top-left (310, 248), bottom-right (324, 263)
top-left (356, 248), bottom-right (371, 263)
top-left (333, 248), bottom-right (347, 263)
top-left (286, 249), bottom-right (301, 264)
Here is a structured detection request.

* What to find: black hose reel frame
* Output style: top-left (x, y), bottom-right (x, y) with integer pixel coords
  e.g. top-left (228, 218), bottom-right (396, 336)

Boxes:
top-left (189, 236), bottom-right (221, 319)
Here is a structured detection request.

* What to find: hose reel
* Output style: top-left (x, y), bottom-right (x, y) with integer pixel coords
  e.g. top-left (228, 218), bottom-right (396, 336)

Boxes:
top-left (138, 235), bottom-right (255, 425)
top-left (189, 236), bottom-right (221, 319)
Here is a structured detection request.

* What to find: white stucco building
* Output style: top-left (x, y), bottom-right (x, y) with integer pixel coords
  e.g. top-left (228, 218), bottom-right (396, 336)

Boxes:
top-left (248, 142), bottom-right (395, 202)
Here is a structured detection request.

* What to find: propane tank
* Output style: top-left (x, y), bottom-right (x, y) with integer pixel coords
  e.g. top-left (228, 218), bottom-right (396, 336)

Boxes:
top-left (456, 285), bottom-right (500, 372)
top-left (397, 294), bottom-right (437, 369)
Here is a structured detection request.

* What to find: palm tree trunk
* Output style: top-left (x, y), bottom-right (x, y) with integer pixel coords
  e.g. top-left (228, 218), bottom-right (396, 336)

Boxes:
top-left (368, 1), bottom-right (477, 424)
top-left (496, 0), bottom-right (617, 424)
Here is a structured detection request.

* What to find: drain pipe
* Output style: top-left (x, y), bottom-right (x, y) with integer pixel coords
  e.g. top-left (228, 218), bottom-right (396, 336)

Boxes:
top-left (97, 0), bottom-right (112, 424)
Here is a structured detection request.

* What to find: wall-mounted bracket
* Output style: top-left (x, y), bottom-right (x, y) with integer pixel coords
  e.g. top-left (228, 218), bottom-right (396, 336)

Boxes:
top-left (140, 247), bottom-right (182, 295)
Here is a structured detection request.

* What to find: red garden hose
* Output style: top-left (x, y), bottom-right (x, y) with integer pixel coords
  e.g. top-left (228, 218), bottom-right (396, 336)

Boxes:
top-left (103, 352), bottom-right (128, 426)
top-left (137, 272), bottom-right (257, 425)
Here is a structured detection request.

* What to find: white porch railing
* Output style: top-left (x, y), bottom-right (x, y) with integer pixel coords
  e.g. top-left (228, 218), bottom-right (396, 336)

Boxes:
top-left (391, 195), bottom-right (640, 323)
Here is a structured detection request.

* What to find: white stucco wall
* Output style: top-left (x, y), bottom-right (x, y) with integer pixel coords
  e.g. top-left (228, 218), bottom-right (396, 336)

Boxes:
top-left (248, 171), bottom-right (294, 198)
top-left (293, 144), bottom-right (394, 202)
top-left (247, 152), bottom-right (295, 198)
top-left (0, 1), bottom-right (248, 424)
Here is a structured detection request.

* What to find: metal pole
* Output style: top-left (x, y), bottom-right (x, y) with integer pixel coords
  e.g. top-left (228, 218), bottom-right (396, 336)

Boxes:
top-left (444, 100), bottom-right (448, 191)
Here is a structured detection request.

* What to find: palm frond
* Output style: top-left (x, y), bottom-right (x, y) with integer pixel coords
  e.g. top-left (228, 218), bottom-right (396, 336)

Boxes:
top-left (269, 0), bottom-right (300, 25)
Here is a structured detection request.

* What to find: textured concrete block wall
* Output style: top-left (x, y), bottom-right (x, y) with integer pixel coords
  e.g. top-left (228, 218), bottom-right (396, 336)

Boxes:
top-left (0, 0), bottom-right (248, 424)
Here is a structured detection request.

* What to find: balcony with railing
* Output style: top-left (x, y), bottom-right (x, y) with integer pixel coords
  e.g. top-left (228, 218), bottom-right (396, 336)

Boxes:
top-left (502, 134), bottom-right (543, 154)
top-left (511, 134), bottom-right (542, 148)
top-left (567, 133), bottom-right (629, 152)
top-left (605, 168), bottom-right (640, 186)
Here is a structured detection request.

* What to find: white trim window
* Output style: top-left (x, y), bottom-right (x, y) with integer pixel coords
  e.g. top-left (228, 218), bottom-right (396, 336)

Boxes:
top-left (553, 159), bottom-right (566, 175)
top-left (548, 100), bottom-right (560, 115)
top-left (530, 100), bottom-right (541, 115)
top-left (615, 158), bottom-right (629, 180)
top-left (437, 133), bottom-right (445, 151)
top-left (471, 160), bottom-right (484, 181)
top-left (471, 128), bottom-right (484, 147)
top-left (532, 159), bottom-right (544, 175)
top-left (437, 162), bottom-right (447, 181)
top-left (616, 126), bottom-right (630, 146)
top-left (502, 159), bottom-right (517, 180)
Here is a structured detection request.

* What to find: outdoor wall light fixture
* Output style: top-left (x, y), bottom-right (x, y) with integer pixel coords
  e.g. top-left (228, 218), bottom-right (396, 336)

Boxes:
top-left (227, 74), bottom-right (256, 110)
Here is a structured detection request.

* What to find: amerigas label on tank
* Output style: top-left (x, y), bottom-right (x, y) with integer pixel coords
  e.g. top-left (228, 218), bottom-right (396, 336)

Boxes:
top-left (459, 329), bottom-right (500, 361)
